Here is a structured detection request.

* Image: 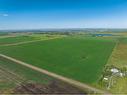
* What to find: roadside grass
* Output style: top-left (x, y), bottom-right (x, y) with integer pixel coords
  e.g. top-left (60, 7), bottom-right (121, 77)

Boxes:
top-left (0, 37), bottom-right (115, 84)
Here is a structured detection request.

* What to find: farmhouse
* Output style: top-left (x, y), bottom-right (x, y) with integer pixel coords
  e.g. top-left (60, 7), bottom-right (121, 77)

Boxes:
top-left (110, 68), bottom-right (119, 73)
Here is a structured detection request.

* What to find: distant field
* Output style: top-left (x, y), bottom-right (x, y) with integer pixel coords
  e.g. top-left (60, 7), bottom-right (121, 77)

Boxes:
top-left (0, 34), bottom-right (64, 45)
top-left (0, 36), bottom-right (35, 45)
top-left (0, 32), bottom-right (8, 36)
top-left (0, 37), bottom-right (116, 84)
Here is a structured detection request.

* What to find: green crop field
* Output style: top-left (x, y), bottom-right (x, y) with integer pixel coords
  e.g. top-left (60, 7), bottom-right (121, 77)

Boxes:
top-left (0, 34), bottom-right (65, 45)
top-left (0, 32), bottom-right (8, 36)
top-left (0, 36), bottom-right (36, 45)
top-left (0, 37), bottom-right (116, 84)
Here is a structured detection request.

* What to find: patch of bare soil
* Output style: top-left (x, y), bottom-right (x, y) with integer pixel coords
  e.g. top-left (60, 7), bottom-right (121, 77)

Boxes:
top-left (13, 81), bottom-right (87, 94)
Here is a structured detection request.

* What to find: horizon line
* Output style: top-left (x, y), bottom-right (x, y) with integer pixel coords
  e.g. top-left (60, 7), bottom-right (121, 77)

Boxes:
top-left (0, 28), bottom-right (127, 31)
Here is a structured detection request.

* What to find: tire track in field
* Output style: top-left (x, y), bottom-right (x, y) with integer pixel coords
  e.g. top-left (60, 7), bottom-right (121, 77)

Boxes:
top-left (0, 36), bottom-right (16, 39)
top-left (0, 37), bottom-right (61, 47)
top-left (0, 67), bottom-right (40, 94)
top-left (0, 61), bottom-right (44, 94)
top-left (0, 65), bottom-right (25, 82)
top-left (0, 54), bottom-right (111, 95)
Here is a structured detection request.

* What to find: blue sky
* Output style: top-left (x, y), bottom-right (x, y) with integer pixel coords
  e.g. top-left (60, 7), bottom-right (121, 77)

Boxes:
top-left (0, 0), bottom-right (127, 30)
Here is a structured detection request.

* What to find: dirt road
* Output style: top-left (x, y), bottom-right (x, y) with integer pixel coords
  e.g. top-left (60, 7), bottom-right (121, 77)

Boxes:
top-left (0, 54), bottom-right (111, 94)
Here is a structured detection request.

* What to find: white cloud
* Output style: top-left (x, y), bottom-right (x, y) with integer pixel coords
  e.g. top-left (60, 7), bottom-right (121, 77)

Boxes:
top-left (0, 13), bottom-right (9, 17)
top-left (3, 14), bottom-right (8, 16)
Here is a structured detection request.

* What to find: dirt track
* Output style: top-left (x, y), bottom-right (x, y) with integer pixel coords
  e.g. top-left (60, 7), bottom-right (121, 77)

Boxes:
top-left (0, 35), bottom-right (16, 39)
top-left (0, 54), bottom-right (111, 94)
top-left (0, 37), bottom-right (60, 47)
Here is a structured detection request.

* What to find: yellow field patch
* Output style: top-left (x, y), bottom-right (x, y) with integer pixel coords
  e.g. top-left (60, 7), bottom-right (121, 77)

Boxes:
top-left (111, 77), bottom-right (127, 94)
top-left (107, 43), bottom-right (127, 68)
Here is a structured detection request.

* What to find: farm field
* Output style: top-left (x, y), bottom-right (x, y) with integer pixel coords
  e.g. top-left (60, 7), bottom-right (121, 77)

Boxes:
top-left (0, 58), bottom-right (52, 93)
top-left (0, 37), bottom-right (116, 85)
top-left (107, 38), bottom-right (127, 68)
top-left (0, 34), bottom-right (64, 46)
top-left (0, 57), bottom-right (84, 94)
top-left (0, 0), bottom-right (127, 93)
top-left (0, 36), bottom-right (36, 45)
top-left (0, 32), bottom-right (8, 36)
